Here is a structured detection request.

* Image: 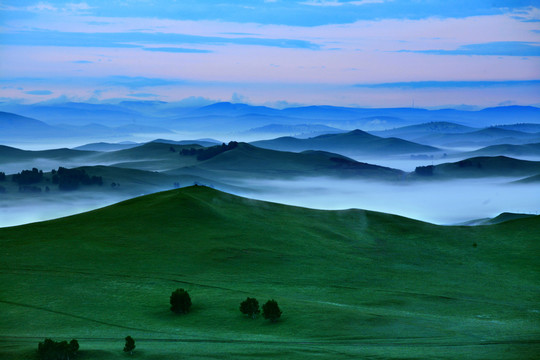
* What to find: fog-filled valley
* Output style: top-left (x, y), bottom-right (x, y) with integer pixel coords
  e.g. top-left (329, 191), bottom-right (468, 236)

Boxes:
top-left (1, 102), bottom-right (539, 227)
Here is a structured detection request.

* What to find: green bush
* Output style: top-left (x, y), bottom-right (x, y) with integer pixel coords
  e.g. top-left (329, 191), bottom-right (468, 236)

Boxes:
top-left (262, 300), bottom-right (282, 322)
top-left (170, 288), bottom-right (192, 314)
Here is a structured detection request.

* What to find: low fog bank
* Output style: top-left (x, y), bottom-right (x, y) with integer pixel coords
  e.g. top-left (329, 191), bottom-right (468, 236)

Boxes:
top-left (347, 155), bottom-right (540, 173)
top-left (348, 156), bottom-right (449, 172)
top-left (1, 177), bottom-right (538, 228)
top-left (230, 177), bottom-right (540, 225)
top-left (0, 193), bottom-right (129, 228)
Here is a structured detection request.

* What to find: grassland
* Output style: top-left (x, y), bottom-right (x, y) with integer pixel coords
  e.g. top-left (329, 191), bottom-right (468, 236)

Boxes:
top-left (0, 186), bottom-right (539, 359)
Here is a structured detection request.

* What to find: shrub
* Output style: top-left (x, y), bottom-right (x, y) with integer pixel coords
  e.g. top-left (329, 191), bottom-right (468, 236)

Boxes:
top-left (170, 288), bottom-right (192, 314)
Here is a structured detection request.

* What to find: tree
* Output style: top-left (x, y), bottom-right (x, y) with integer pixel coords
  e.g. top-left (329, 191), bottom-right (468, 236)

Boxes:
top-left (240, 297), bottom-right (260, 319)
top-left (262, 300), bottom-right (282, 322)
top-left (124, 336), bottom-right (135, 355)
top-left (69, 339), bottom-right (79, 355)
top-left (170, 288), bottom-right (192, 314)
top-left (37, 338), bottom-right (78, 360)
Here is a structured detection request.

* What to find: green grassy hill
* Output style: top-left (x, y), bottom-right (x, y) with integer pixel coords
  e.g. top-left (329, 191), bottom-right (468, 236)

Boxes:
top-left (0, 186), bottom-right (538, 359)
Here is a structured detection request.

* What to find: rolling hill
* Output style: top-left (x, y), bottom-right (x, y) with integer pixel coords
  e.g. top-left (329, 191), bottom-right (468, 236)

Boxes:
top-left (251, 129), bottom-right (440, 156)
top-left (72, 142), bottom-right (141, 152)
top-left (494, 123), bottom-right (540, 133)
top-left (371, 121), bottom-right (477, 140)
top-left (459, 142), bottom-right (540, 158)
top-left (87, 142), bottom-right (206, 171)
top-left (243, 123), bottom-right (345, 138)
top-left (413, 127), bottom-right (540, 148)
top-left (168, 142), bottom-right (405, 180)
top-left (0, 186), bottom-right (538, 359)
top-left (0, 145), bottom-right (95, 164)
top-left (413, 156), bottom-right (540, 178)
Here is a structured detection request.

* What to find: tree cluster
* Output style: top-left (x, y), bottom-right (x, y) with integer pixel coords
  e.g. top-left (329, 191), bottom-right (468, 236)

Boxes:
top-left (12, 168), bottom-right (43, 185)
top-left (37, 338), bottom-right (78, 360)
top-left (414, 165), bottom-right (434, 176)
top-left (0, 171), bottom-right (5, 181)
top-left (240, 297), bottom-right (282, 322)
top-left (52, 167), bottom-right (103, 191)
top-left (180, 141), bottom-right (239, 161)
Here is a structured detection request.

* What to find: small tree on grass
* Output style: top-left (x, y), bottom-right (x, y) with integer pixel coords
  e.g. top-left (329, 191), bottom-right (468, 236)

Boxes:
top-left (262, 299), bottom-right (282, 322)
top-left (240, 297), bottom-right (260, 319)
top-left (124, 336), bottom-right (135, 355)
top-left (69, 339), bottom-right (79, 355)
top-left (170, 288), bottom-right (192, 314)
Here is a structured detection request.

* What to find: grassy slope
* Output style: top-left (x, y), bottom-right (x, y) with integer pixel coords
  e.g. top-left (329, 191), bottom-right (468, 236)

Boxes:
top-left (0, 186), bottom-right (538, 359)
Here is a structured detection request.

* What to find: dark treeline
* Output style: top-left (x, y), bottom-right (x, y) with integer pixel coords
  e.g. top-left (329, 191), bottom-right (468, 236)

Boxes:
top-left (12, 168), bottom-right (43, 185)
top-left (180, 141), bottom-right (239, 161)
top-left (52, 167), bottom-right (103, 191)
top-left (415, 165), bottom-right (434, 176)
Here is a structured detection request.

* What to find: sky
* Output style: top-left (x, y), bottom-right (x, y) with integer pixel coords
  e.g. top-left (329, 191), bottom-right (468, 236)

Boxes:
top-left (0, 0), bottom-right (539, 108)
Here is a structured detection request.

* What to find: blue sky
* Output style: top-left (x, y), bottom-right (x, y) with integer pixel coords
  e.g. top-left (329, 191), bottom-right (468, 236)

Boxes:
top-left (0, 0), bottom-right (539, 108)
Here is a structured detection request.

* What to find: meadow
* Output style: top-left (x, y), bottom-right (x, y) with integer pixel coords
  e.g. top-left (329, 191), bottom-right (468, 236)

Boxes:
top-left (1, 186), bottom-right (538, 359)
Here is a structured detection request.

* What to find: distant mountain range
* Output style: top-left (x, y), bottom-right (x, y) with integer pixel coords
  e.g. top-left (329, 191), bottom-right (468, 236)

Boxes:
top-left (243, 123), bottom-right (345, 139)
top-left (1, 101), bottom-right (539, 140)
top-left (0, 110), bottom-right (172, 143)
